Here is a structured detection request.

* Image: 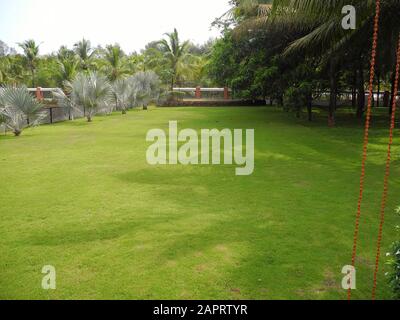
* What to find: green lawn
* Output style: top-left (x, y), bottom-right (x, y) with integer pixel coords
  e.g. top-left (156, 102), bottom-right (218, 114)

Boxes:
top-left (1, 107), bottom-right (399, 300)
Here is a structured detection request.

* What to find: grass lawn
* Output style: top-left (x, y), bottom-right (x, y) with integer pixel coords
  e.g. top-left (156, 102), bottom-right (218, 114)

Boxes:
top-left (1, 106), bottom-right (399, 300)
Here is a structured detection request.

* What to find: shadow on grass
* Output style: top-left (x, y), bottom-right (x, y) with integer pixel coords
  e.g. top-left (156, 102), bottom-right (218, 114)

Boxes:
top-left (18, 219), bottom-right (150, 246)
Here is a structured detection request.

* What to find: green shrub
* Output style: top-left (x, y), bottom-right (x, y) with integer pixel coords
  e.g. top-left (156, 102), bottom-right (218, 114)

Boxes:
top-left (387, 207), bottom-right (400, 299)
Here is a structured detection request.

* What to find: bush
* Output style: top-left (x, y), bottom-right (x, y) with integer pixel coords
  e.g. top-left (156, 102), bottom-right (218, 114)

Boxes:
top-left (129, 71), bottom-right (161, 110)
top-left (387, 241), bottom-right (400, 299)
top-left (387, 207), bottom-right (400, 299)
top-left (0, 86), bottom-right (45, 136)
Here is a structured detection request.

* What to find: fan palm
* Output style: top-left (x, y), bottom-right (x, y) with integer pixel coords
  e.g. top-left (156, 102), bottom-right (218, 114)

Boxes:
top-left (65, 72), bottom-right (112, 122)
top-left (0, 108), bottom-right (7, 134)
top-left (130, 71), bottom-right (161, 110)
top-left (51, 88), bottom-right (82, 121)
top-left (112, 78), bottom-right (131, 114)
top-left (18, 40), bottom-right (40, 87)
top-left (158, 29), bottom-right (192, 90)
top-left (0, 86), bottom-right (45, 136)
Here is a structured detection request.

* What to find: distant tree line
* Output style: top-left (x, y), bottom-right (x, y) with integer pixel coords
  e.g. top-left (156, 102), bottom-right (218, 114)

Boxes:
top-left (0, 30), bottom-right (216, 91)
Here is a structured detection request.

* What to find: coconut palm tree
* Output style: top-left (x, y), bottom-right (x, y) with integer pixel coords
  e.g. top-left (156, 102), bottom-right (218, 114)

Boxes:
top-left (102, 44), bottom-right (129, 81)
top-left (233, 0), bottom-right (400, 123)
top-left (56, 46), bottom-right (80, 87)
top-left (64, 72), bottom-right (112, 122)
top-left (74, 39), bottom-right (95, 71)
top-left (18, 40), bottom-right (40, 87)
top-left (57, 57), bottom-right (79, 85)
top-left (0, 86), bottom-right (45, 136)
top-left (57, 46), bottom-right (75, 61)
top-left (158, 29), bottom-right (191, 90)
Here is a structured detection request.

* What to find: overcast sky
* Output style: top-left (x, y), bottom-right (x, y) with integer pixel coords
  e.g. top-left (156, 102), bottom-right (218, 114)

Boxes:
top-left (0, 0), bottom-right (231, 55)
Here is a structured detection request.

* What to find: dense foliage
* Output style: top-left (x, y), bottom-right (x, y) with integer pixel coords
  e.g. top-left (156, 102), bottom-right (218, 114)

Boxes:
top-left (1, 1), bottom-right (400, 127)
top-left (208, 0), bottom-right (400, 124)
top-left (0, 30), bottom-right (215, 91)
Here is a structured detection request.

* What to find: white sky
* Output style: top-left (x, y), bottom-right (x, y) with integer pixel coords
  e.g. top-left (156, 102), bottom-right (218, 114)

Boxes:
top-left (0, 0), bottom-right (231, 55)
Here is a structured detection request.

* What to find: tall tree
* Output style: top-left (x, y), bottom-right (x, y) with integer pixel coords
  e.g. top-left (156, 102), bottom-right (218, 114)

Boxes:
top-left (158, 28), bottom-right (191, 90)
top-left (74, 39), bottom-right (95, 71)
top-left (231, 0), bottom-right (400, 124)
top-left (18, 40), bottom-right (40, 87)
top-left (102, 44), bottom-right (129, 81)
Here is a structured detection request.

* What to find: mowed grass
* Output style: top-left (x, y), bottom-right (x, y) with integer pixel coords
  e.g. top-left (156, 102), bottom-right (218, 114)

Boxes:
top-left (1, 106), bottom-right (399, 300)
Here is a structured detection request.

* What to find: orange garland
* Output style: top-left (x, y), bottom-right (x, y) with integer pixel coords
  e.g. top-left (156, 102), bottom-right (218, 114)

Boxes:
top-left (348, 0), bottom-right (381, 301)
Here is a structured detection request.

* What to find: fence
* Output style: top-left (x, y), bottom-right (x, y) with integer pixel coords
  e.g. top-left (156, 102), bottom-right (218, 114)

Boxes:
top-left (312, 90), bottom-right (400, 108)
top-left (27, 87), bottom-right (58, 101)
top-left (173, 87), bottom-right (231, 100)
top-left (2, 86), bottom-right (399, 132)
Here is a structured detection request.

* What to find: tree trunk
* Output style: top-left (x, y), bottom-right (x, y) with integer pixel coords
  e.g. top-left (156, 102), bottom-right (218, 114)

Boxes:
top-left (356, 62), bottom-right (365, 118)
top-left (87, 115), bottom-right (92, 122)
top-left (389, 72), bottom-right (396, 115)
top-left (170, 68), bottom-right (176, 92)
top-left (377, 72), bottom-right (381, 108)
top-left (307, 94), bottom-right (313, 121)
top-left (143, 104), bottom-right (148, 111)
top-left (296, 105), bottom-right (301, 118)
top-left (278, 95), bottom-right (283, 108)
top-left (31, 68), bottom-right (35, 88)
top-left (328, 59), bottom-right (337, 127)
top-left (352, 67), bottom-right (357, 109)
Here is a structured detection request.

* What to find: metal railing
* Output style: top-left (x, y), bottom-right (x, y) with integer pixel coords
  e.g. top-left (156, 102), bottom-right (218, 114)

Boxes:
top-left (173, 87), bottom-right (232, 100)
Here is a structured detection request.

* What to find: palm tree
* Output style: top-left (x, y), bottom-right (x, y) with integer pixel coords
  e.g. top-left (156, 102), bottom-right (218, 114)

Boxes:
top-left (130, 71), bottom-right (161, 110)
top-left (74, 39), bottom-right (95, 71)
top-left (0, 108), bottom-right (6, 134)
top-left (158, 28), bottom-right (191, 90)
top-left (234, 0), bottom-right (400, 123)
top-left (65, 72), bottom-right (112, 122)
top-left (102, 44), bottom-right (129, 81)
top-left (52, 88), bottom-right (79, 121)
top-left (57, 45), bottom-right (75, 61)
top-left (55, 46), bottom-right (79, 87)
top-left (57, 58), bottom-right (79, 86)
top-left (0, 86), bottom-right (45, 136)
top-left (18, 40), bottom-right (40, 87)
top-left (112, 78), bottom-right (131, 114)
